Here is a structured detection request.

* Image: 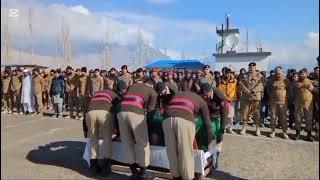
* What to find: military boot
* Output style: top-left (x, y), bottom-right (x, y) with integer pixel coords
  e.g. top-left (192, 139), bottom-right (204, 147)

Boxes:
top-left (283, 131), bottom-right (289, 140)
top-left (129, 163), bottom-right (140, 180)
top-left (270, 129), bottom-right (275, 138)
top-left (139, 166), bottom-right (154, 180)
top-left (307, 131), bottom-right (315, 142)
top-left (256, 126), bottom-right (261, 136)
top-left (89, 159), bottom-right (100, 176)
top-left (240, 125), bottom-right (247, 135)
top-left (100, 158), bottom-right (112, 177)
top-left (295, 130), bottom-right (300, 141)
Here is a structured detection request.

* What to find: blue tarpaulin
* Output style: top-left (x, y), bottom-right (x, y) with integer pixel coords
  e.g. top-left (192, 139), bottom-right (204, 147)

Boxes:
top-left (145, 59), bottom-right (205, 69)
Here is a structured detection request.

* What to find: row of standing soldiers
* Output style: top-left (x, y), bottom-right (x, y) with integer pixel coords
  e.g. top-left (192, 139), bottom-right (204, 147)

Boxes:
top-left (1, 63), bottom-right (319, 142)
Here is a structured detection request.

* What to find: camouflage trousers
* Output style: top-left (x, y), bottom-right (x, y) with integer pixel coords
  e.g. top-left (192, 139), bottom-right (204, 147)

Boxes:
top-left (242, 100), bottom-right (261, 126)
top-left (269, 104), bottom-right (287, 131)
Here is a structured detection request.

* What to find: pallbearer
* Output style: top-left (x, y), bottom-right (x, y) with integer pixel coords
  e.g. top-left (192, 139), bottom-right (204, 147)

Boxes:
top-left (86, 89), bottom-right (120, 177)
top-left (162, 90), bottom-right (213, 180)
top-left (117, 79), bottom-right (158, 179)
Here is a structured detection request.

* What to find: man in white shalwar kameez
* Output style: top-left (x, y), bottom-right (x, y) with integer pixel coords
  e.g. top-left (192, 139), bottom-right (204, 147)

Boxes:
top-left (21, 69), bottom-right (35, 114)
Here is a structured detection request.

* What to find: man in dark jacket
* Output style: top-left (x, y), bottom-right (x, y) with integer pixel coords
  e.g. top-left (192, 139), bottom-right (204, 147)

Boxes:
top-left (117, 79), bottom-right (158, 180)
top-left (162, 90), bottom-right (213, 180)
top-left (200, 83), bottom-right (227, 153)
top-left (50, 69), bottom-right (65, 118)
top-left (86, 88), bottom-right (120, 177)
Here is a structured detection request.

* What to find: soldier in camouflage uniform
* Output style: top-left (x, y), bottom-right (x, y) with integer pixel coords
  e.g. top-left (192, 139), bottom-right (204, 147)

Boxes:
top-left (32, 68), bottom-right (45, 116)
top-left (239, 62), bottom-right (264, 136)
top-left (10, 68), bottom-right (23, 114)
top-left (295, 68), bottom-right (315, 141)
top-left (90, 69), bottom-right (104, 96)
top-left (195, 65), bottom-right (216, 93)
top-left (66, 66), bottom-right (80, 119)
top-left (105, 68), bottom-right (118, 91)
top-left (118, 65), bottom-right (133, 87)
top-left (267, 67), bottom-right (290, 139)
top-left (1, 70), bottom-right (12, 114)
top-left (42, 70), bottom-right (52, 110)
top-left (79, 67), bottom-right (91, 120)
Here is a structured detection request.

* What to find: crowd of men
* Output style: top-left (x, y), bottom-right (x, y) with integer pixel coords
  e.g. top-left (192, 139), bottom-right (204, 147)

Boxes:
top-left (1, 60), bottom-right (319, 179)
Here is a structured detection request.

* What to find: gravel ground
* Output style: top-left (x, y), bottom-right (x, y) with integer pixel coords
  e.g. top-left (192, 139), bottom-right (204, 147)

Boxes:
top-left (1, 113), bottom-right (319, 180)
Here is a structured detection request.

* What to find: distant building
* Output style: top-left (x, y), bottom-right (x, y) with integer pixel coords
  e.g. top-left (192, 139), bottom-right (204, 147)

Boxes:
top-left (212, 14), bottom-right (271, 72)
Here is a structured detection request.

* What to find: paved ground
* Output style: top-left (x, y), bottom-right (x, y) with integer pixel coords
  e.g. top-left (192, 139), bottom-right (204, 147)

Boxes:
top-left (1, 113), bottom-right (319, 180)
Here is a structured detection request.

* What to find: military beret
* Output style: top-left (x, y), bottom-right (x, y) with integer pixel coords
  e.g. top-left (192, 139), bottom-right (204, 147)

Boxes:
top-left (55, 69), bottom-right (61, 74)
top-left (121, 65), bottom-right (128, 70)
top-left (81, 67), bottom-right (87, 73)
top-left (94, 69), bottom-right (100, 72)
top-left (151, 66), bottom-right (160, 72)
top-left (203, 65), bottom-right (210, 69)
top-left (3, 69), bottom-right (10, 74)
top-left (136, 68), bottom-right (143, 73)
top-left (248, 62), bottom-right (256, 66)
top-left (299, 68), bottom-right (308, 73)
top-left (290, 69), bottom-right (296, 73)
top-left (66, 66), bottom-right (73, 71)
top-left (214, 71), bottom-right (220, 75)
top-left (116, 80), bottom-right (127, 91)
top-left (156, 82), bottom-right (166, 93)
top-left (201, 83), bottom-right (212, 92)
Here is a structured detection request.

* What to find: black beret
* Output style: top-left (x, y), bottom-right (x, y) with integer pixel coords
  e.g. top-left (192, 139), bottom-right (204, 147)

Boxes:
top-left (203, 65), bottom-right (210, 69)
top-left (121, 65), bottom-right (128, 70)
top-left (136, 68), bottom-right (143, 73)
top-left (248, 62), bottom-right (256, 66)
top-left (81, 67), bottom-right (87, 73)
top-left (66, 66), bottom-right (73, 71)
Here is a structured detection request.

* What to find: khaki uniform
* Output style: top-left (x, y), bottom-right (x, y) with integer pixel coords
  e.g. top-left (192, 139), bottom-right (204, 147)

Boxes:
top-left (2, 76), bottom-right (12, 112)
top-left (268, 77), bottom-right (289, 131)
top-left (79, 75), bottom-right (91, 115)
top-left (33, 74), bottom-right (44, 114)
top-left (90, 75), bottom-right (104, 95)
top-left (199, 74), bottom-right (216, 87)
top-left (66, 73), bottom-right (80, 118)
top-left (42, 75), bottom-right (52, 109)
top-left (239, 71), bottom-right (264, 126)
top-left (86, 110), bottom-right (114, 159)
top-left (118, 73), bottom-right (133, 87)
top-left (10, 74), bottom-right (22, 113)
top-left (295, 78), bottom-right (314, 131)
